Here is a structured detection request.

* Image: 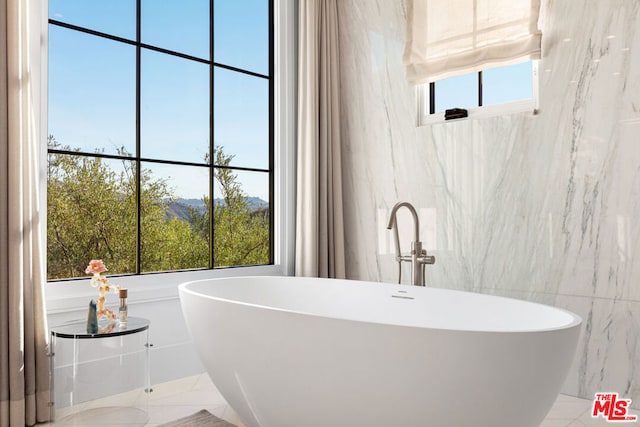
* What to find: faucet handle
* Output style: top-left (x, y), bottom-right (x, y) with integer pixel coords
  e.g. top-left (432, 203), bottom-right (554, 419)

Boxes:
top-left (419, 249), bottom-right (435, 264)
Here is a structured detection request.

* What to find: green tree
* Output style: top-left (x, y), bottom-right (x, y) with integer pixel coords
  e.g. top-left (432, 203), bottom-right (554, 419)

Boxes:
top-left (47, 137), bottom-right (269, 280)
top-left (47, 136), bottom-right (138, 278)
top-left (186, 146), bottom-right (270, 268)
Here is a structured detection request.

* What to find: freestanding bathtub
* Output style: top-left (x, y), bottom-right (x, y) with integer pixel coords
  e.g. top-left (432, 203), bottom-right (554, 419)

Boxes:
top-left (179, 276), bottom-right (581, 427)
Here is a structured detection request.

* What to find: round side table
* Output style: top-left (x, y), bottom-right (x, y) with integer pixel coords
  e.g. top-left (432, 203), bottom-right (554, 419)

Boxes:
top-left (50, 317), bottom-right (151, 426)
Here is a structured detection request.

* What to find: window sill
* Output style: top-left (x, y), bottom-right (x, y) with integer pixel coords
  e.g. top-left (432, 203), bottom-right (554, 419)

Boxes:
top-left (45, 264), bottom-right (288, 314)
top-left (419, 99), bottom-right (537, 127)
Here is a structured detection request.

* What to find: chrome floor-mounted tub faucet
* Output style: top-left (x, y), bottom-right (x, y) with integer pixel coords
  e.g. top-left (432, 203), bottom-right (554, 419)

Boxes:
top-left (386, 202), bottom-right (435, 286)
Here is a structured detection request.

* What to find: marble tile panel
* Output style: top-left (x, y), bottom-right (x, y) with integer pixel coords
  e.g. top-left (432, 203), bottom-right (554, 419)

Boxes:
top-left (337, 0), bottom-right (640, 404)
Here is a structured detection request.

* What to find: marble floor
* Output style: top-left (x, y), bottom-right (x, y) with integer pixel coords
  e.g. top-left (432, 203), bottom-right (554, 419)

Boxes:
top-left (42, 374), bottom-right (639, 427)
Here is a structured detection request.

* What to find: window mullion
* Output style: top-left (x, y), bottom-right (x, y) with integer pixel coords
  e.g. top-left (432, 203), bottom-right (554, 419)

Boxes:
top-left (209, 0), bottom-right (215, 269)
top-left (429, 82), bottom-right (435, 115)
top-left (478, 70), bottom-right (483, 107)
top-left (135, 0), bottom-right (142, 274)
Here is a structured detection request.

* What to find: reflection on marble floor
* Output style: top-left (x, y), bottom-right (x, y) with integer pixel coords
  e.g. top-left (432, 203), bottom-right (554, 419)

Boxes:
top-left (40, 374), bottom-right (639, 426)
top-left (42, 374), bottom-right (246, 427)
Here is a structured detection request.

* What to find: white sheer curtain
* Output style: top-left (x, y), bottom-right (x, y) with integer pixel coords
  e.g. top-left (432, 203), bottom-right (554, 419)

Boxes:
top-left (0, 0), bottom-right (50, 425)
top-left (404, 0), bottom-right (542, 83)
top-left (295, 0), bottom-right (346, 279)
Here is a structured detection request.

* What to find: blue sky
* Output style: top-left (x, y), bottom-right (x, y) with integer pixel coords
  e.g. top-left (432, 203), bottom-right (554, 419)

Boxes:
top-left (48, 0), bottom-right (270, 201)
top-left (48, 1), bottom-right (531, 201)
top-left (435, 61), bottom-right (533, 112)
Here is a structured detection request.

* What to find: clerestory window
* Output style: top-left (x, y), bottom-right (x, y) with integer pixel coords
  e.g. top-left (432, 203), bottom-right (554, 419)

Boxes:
top-left (418, 61), bottom-right (539, 125)
top-left (47, 0), bottom-right (273, 280)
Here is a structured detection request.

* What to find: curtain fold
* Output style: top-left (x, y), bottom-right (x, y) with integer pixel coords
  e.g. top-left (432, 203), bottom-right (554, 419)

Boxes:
top-left (404, 0), bottom-right (542, 84)
top-left (295, 0), bottom-right (346, 279)
top-left (1, 0), bottom-right (51, 425)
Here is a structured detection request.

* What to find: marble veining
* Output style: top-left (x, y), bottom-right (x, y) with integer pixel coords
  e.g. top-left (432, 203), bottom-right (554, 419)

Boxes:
top-left (337, 0), bottom-right (640, 406)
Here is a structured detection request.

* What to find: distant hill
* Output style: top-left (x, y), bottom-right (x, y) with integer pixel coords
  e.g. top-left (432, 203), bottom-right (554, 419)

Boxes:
top-left (177, 198), bottom-right (206, 208)
top-left (242, 197), bottom-right (270, 211)
top-left (165, 202), bottom-right (193, 221)
top-left (165, 197), bottom-right (268, 222)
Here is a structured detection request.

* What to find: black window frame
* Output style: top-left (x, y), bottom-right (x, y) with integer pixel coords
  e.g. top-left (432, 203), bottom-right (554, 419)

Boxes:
top-left (47, 0), bottom-right (275, 277)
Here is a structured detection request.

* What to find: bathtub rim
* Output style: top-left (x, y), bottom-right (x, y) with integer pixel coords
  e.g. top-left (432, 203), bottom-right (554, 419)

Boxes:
top-left (178, 275), bottom-right (582, 334)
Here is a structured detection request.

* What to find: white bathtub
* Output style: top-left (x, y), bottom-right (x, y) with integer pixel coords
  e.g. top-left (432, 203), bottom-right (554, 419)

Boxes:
top-left (179, 276), bottom-right (581, 427)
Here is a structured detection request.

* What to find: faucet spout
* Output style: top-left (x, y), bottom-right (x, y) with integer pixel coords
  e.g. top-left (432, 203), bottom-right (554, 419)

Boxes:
top-left (386, 202), bottom-right (420, 243)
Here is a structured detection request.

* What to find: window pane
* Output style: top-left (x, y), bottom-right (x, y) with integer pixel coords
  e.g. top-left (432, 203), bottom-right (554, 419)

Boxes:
top-left (49, 0), bottom-right (136, 40)
top-left (482, 61), bottom-right (533, 106)
top-left (141, 0), bottom-right (210, 59)
top-left (213, 168), bottom-right (269, 267)
top-left (214, 0), bottom-right (269, 75)
top-left (47, 154), bottom-right (137, 280)
top-left (49, 26), bottom-right (136, 156)
top-left (434, 73), bottom-right (479, 113)
top-left (140, 163), bottom-right (210, 273)
top-left (214, 67), bottom-right (268, 169)
top-left (141, 50), bottom-right (210, 164)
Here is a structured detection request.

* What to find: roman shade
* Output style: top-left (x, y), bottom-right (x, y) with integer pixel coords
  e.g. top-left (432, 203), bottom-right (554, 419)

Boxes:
top-left (404, 0), bottom-right (542, 84)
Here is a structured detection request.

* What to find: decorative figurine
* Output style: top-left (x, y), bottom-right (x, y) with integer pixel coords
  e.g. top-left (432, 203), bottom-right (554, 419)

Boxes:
top-left (86, 299), bottom-right (98, 334)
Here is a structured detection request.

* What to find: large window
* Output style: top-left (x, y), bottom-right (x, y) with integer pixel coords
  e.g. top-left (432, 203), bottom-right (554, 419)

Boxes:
top-left (47, 0), bottom-right (273, 280)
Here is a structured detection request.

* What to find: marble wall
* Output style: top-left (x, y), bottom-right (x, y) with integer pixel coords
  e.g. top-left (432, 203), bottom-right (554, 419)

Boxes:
top-left (337, 0), bottom-right (640, 404)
